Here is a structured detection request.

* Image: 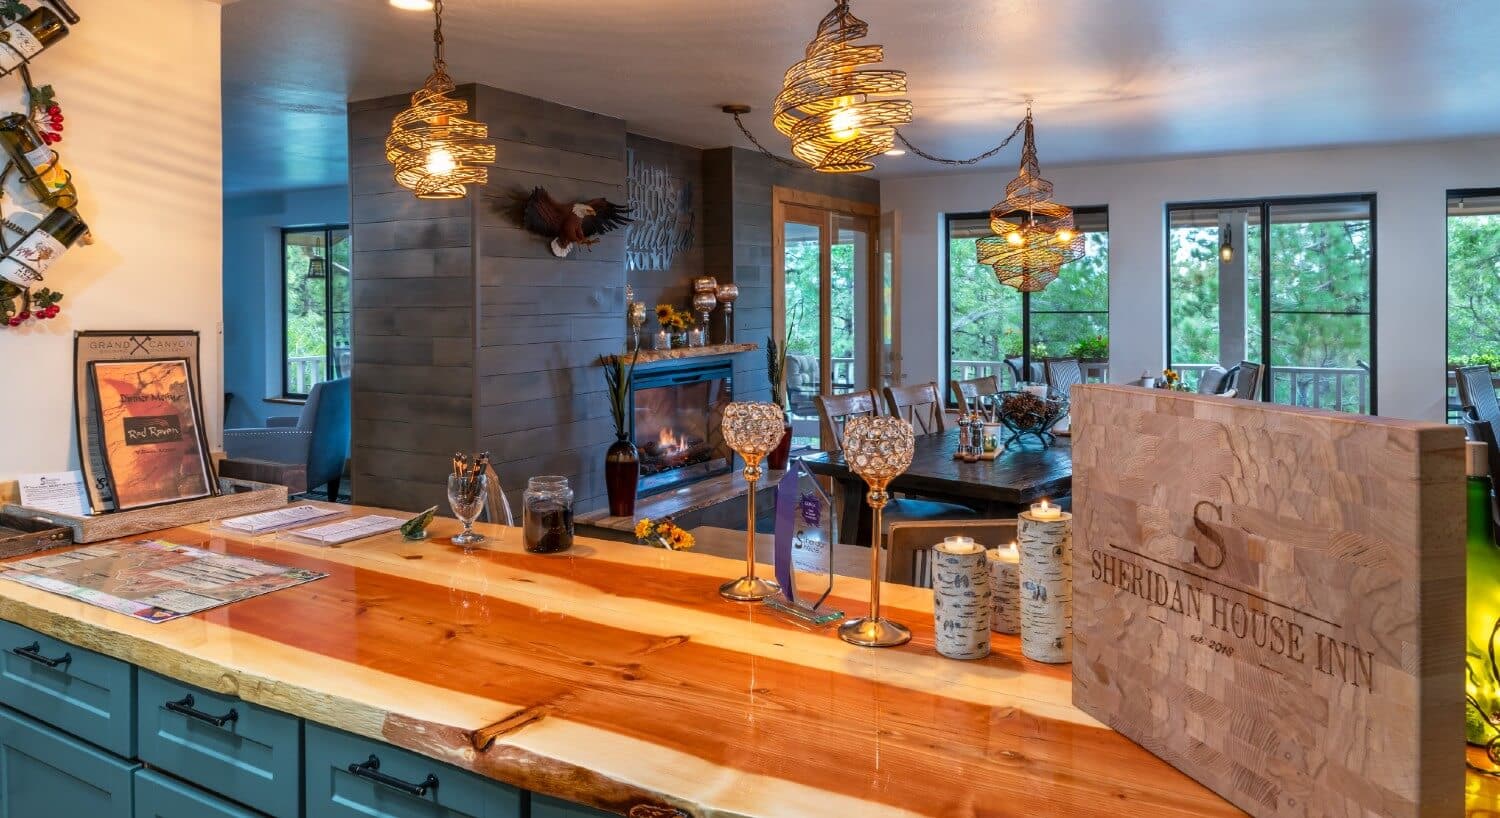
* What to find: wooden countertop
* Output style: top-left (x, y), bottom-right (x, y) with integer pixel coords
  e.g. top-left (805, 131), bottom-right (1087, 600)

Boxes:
top-left (0, 507), bottom-right (1491, 816)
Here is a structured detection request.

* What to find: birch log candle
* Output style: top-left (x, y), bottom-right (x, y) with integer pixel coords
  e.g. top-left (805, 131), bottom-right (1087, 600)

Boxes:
top-left (931, 537), bottom-right (991, 660)
top-left (987, 540), bottom-right (1020, 635)
top-left (1019, 507), bottom-right (1072, 663)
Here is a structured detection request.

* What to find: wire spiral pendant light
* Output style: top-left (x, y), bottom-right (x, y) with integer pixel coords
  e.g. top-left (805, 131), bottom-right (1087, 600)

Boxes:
top-left (773, 0), bottom-right (912, 174)
top-left (385, 0), bottom-right (495, 199)
top-left (975, 110), bottom-right (1084, 292)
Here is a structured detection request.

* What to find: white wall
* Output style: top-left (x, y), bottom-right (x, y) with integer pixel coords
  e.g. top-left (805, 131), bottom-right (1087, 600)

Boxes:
top-left (0, 0), bottom-right (223, 478)
top-left (222, 185), bottom-right (349, 429)
top-left (882, 137), bottom-right (1500, 421)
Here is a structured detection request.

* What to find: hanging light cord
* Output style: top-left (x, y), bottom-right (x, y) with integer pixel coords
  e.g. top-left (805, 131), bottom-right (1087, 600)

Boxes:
top-left (729, 109), bottom-right (1032, 168)
top-left (431, 0), bottom-right (448, 79)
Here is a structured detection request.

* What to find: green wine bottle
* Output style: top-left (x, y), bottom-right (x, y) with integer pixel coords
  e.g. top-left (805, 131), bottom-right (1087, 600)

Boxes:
top-left (1466, 440), bottom-right (1500, 745)
top-left (0, 113), bottom-right (76, 207)
top-left (0, 4), bottom-right (69, 78)
top-left (0, 207), bottom-right (88, 289)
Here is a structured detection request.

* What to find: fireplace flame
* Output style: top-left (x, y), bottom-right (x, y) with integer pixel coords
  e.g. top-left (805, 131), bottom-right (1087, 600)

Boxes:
top-left (658, 427), bottom-right (684, 454)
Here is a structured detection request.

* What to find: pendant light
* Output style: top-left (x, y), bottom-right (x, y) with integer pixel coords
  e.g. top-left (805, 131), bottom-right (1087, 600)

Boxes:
top-left (1219, 223), bottom-right (1235, 263)
top-left (772, 0), bottom-right (912, 174)
top-left (975, 107), bottom-right (1083, 293)
top-left (385, 0), bottom-right (495, 199)
top-left (306, 254), bottom-right (327, 280)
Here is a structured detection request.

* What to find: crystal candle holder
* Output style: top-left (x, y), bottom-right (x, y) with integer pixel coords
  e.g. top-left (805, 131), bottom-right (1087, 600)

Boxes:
top-left (838, 415), bottom-right (915, 647)
top-left (718, 401), bottom-right (787, 602)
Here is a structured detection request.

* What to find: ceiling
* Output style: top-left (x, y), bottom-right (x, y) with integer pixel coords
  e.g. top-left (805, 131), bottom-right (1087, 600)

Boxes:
top-left (221, 0), bottom-right (1500, 195)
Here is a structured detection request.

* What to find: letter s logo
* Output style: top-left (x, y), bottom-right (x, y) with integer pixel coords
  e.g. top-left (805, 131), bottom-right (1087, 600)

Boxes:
top-left (1192, 500), bottom-right (1226, 570)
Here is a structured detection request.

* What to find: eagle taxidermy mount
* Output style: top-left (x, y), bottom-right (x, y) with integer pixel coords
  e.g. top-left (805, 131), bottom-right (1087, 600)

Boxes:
top-left (520, 187), bottom-right (632, 258)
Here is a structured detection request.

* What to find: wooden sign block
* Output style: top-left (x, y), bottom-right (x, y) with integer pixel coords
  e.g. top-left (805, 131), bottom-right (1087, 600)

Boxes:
top-left (1070, 385), bottom-right (1465, 818)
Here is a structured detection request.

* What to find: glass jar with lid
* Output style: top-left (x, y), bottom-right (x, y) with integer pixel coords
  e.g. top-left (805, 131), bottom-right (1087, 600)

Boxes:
top-left (523, 475), bottom-right (574, 554)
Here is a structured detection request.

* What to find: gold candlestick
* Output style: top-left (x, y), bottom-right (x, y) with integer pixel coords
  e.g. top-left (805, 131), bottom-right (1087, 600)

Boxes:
top-left (838, 415), bottom-right (915, 647)
top-left (718, 401), bottom-right (787, 602)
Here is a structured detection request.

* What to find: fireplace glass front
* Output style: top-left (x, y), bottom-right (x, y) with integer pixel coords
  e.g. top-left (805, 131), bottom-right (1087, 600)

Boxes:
top-left (631, 360), bottom-right (734, 495)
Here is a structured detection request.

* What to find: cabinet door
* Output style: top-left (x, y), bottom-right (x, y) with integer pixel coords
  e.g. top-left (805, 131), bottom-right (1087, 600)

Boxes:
top-left (135, 769), bottom-right (266, 818)
top-left (530, 794), bottom-right (615, 818)
top-left (306, 723), bottom-right (521, 818)
top-left (0, 705), bottom-right (137, 818)
top-left (0, 619), bottom-right (136, 757)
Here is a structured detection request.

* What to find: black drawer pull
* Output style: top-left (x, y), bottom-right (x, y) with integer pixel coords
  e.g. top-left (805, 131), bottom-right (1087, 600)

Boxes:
top-left (348, 754), bottom-right (438, 797)
top-left (11, 641), bottom-right (70, 669)
top-left (165, 694), bottom-right (239, 728)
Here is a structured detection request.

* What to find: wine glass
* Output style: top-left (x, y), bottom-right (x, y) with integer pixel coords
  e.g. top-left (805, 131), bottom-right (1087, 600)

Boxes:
top-left (447, 473), bottom-right (488, 547)
top-left (718, 401), bottom-right (786, 601)
top-left (839, 415), bottom-right (916, 647)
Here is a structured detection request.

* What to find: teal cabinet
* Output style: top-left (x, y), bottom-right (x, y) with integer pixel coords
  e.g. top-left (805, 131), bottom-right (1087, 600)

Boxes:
top-left (135, 769), bottom-right (266, 817)
top-left (305, 723), bottom-right (522, 818)
top-left (0, 705), bottom-right (137, 818)
top-left (137, 669), bottom-right (302, 818)
top-left (531, 794), bottom-right (614, 818)
top-left (0, 619), bottom-right (136, 757)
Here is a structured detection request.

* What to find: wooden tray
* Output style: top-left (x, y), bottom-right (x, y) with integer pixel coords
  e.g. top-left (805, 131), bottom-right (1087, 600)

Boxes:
top-left (0, 512), bottom-right (73, 559)
top-left (3, 478), bottom-right (289, 543)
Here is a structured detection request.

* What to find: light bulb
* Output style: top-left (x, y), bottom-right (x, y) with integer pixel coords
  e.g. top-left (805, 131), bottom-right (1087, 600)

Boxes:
top-left (1056, 228), bottom-right (1074, 242)
top-left (389, 0), bottom-right (434, 9)
top-left (1219, 244), bottom-right (1234, 263)
top-left (829, 105), bottom-right (861, 142)
top-left (425, 146), bottom-right (456, 176)
top-left (884, 148), bottom-right (906, 156)
top-left (1007, 231), bottom-right (1025, 247)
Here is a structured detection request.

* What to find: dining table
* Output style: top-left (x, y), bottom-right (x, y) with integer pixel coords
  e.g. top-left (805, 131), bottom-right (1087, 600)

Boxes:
top-left (799, 428), bottom-right (1074, 544)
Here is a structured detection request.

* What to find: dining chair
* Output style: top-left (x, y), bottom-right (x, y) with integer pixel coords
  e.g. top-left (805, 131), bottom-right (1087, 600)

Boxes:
top-left (1043, 358), bottom-right (1085, 395)
top-left (950, 375), bottom-right (1000, 413)
top-left (1195, 365), bottom-right (1231, 395)
top-left (1230, 361), bottom-right (1264, 401)
top-left (884, 382), bottom-right (946, 435)
top-left (815, 389), bottom-right (882, 453)
top-left (1458, 365), bottom-right (1500, 483)
top-left (886, 518), bottom-right (1019, 588)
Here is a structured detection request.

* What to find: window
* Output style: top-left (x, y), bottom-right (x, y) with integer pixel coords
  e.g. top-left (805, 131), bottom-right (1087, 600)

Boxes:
top-left (1167, 195), bottom-right (1375, 413)
top-left (1448, 189), bottom-right (1500, 420)
top-left (282, 225), bottom-right (351, 398)
top-left (944, 207), bottom-right (1109, 395)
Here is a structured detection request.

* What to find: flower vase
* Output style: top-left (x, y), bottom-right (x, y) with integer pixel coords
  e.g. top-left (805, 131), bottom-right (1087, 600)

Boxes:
top-left (604, 436), bottom-right (639, 517)
top-left (670, 331), bottom-right (688, 349)
top-left (767, 419), bottom-right (794, 470)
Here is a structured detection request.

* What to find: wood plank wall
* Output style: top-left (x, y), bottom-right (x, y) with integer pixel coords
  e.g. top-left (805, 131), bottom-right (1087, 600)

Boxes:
top-left (348, 90), bottom-right (478, 514)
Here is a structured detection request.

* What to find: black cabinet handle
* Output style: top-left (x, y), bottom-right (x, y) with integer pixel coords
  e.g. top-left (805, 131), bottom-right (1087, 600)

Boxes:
top-left (348, 754), bottom-right (438, 797)
top-left (165, 694), bottom-right (239, 728)
top-left (10, 641), bottom-right (70, 669)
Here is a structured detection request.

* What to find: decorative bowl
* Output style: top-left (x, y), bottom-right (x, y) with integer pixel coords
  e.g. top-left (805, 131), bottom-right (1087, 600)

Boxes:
top-left (995, 390), bottom-right (1069, 448)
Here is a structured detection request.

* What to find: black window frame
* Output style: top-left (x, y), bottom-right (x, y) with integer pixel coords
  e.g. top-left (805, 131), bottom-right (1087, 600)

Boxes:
top-left (1164, 193), bottom-right (1377, 413)
top-left (280, 224), bottom-right (350, 400)
top-left (942, 206), bottom-right (1110, 405)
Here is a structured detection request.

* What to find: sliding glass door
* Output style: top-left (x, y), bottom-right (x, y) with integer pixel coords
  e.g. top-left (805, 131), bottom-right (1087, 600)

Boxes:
top-left (1168, 195), bottom-right (1375, 414)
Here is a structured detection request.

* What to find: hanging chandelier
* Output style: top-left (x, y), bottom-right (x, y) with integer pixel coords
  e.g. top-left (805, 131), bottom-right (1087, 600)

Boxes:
top-left (385, 0), bottom-right (495, 199)
top-left (975, 108), bottom-right (1084, 292)
top-left (772, 0), bottom-right (913, 174)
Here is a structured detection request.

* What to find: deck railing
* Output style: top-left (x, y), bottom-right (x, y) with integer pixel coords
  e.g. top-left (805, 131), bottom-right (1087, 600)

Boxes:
top-left (1175, 363), bottom-right (1370, 414)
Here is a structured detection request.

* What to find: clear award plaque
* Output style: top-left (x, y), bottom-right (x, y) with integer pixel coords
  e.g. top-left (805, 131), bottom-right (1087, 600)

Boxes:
top-left (765, 460), bottom-right (844, 626)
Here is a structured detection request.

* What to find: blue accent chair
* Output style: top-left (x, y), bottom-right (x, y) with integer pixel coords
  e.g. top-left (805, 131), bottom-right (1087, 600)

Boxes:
top-left (223, 377), bottom-right (350, 499)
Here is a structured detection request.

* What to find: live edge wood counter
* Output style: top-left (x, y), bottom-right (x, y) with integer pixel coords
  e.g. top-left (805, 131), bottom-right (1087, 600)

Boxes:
top-left (0, 510), bottom-right (1484, 817)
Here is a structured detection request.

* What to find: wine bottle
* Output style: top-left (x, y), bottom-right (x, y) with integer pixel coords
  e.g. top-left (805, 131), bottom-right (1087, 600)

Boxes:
top-left (0, 206), bottom-right (88, 288)
top-left (0, 5), bottom-right (69, 78)
top-left (0, 113), bottom-right (76, 207)
top-left (1466, 440), bottom-right (1500, 745)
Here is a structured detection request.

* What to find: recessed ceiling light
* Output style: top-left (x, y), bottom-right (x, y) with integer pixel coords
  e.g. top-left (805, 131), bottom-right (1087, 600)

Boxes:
top-left (885, 148), bottom-right (907, 156)
top-left (390, 0), bottom-right (434, 10)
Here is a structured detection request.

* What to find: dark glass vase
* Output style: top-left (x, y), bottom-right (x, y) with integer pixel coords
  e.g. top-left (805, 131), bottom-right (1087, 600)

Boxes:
top-left (604, 436), bottom-right (640, 517)
top-left (767, 420), bottom-right (794, 470)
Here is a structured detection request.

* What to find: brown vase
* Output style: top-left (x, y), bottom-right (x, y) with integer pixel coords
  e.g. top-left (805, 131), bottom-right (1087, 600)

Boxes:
top-left (604, 436), bottom-right (639, 517)
top-left (767, 420), bottom-right (794, 470)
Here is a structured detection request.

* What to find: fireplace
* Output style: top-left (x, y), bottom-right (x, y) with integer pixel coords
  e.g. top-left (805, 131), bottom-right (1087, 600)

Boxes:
top-left (631, 360), bottom-right (734, 495)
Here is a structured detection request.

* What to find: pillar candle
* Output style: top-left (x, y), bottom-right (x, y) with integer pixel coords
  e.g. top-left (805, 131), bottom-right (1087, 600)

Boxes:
top-left (931, 537), bottom-right (992, 660)
top-left (986, 541), bottom-right (1020, 635)
top-left (1019, 509), bottom-right (1072, 663)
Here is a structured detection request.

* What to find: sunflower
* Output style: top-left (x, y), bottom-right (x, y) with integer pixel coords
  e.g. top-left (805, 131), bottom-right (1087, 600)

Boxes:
top-left (634, 518), bottom-right (654, 540)
top-left (666, 527), bottom-right (695, 551)
top-left (655, 304), bottom-right (675, 326)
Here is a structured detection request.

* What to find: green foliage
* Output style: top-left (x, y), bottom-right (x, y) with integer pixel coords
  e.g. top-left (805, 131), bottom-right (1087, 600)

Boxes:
top-left (283, 229), bottom-right (351, 384)
top-left (1449, 213), bottom-right (1500, 367)
top-left (766, 335), bottom-right (790, 408)
top-left (602, 351), bottom-right (637, 439)
top-left (1069, 334), bottom-right (1109, 359)
top-left (946, 231), bottom-right (1108, 380)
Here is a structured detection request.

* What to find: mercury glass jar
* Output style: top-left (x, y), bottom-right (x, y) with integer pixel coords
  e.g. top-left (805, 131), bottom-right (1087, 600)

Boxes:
top-left (523, 475), bottom-right (574, 554)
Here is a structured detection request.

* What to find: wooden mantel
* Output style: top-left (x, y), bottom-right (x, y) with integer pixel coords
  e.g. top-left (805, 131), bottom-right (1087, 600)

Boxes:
top-left (4, 512), bottom-right (1497, 815)
top-left (603, 342), bottom-right (756, 366)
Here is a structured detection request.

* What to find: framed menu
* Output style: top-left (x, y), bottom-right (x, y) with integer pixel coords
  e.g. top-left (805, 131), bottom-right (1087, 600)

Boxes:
top-left (88, 358), bottom-right (216, 511)
top-left (74, 331), bottom-right (204, 513)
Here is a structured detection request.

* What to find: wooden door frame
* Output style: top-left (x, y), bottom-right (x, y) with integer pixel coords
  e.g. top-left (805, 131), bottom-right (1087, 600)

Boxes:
top-left (771, 187), bottom-right (883, 403)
